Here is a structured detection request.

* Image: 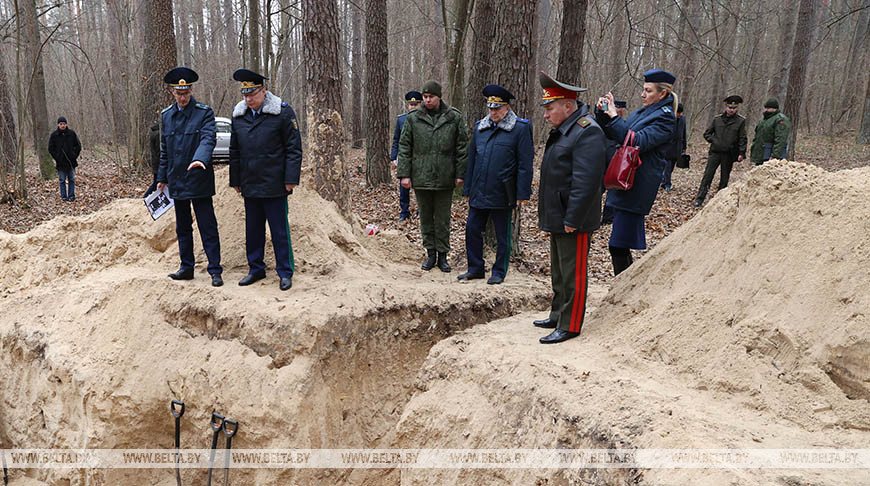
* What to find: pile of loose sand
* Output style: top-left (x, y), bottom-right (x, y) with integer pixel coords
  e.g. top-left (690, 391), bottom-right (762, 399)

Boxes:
top-left (385, 160), bottom-right (869, 485)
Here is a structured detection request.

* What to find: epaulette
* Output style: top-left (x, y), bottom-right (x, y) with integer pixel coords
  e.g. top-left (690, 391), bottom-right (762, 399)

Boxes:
top-left (662, 106), bottom-right (673, 114)
top-left (517, 117), bottom-right (529, 123)
top-left (161, 105), bottom-right (173, 113)
top-left (281, 102), bottom-right (288, 107)
top-left (195, 102), bottom-right (210, 110)
top-left (576, 117), bottom-right (591, 128)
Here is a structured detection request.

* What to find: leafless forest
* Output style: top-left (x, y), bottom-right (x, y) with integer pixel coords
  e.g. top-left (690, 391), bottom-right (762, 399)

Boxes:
top-left (0, 0), bottom-right (868, 206)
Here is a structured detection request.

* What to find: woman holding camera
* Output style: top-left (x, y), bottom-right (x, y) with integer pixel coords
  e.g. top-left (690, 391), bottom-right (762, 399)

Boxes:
top-left (597, 69), bottom-right (677, 276)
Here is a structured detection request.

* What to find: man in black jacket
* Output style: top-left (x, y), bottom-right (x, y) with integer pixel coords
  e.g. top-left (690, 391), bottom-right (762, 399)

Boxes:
top-left (144, 122), bottom-right (161, 197)
top-left (661, 103), bottom-right (687, 192)
top-left (533, 72), bottom-right (607, 344)
top-left (229, 68), bottom-right (302, 291)
top-left (693, 95), bottom-right (747, 207)
top-left (48, 116), bottom-right (82, 201)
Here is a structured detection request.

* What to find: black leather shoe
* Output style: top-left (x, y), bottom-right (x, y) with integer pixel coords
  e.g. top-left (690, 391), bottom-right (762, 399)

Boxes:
top-left (539, 329), bottom-right (579, 344)
top-left (437, 252), bottom-right (451, 273)
top-left (279, 277), bottom-right (292, 291)
top-left (398, 213), bottom-right (409, 222)
top-left (457, 272), bottom-right (484, 281)
top-left (421, 249), bottom-right (437, 271)
top-left (211, 274), bottom-right (223, 287)
top-left (533, 318), bottom-right (557, 329)
top-left (238, 271), bottom-right (266, 286)
top-left (487, 275), bottom-right (504, 285)
top-left (168, 268), bottom-right (194, 280)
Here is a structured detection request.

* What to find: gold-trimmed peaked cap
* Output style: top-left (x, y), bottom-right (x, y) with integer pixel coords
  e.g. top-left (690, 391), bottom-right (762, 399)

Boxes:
top-left (482, 84), bottom-right (514, 108)
top-left (538, 71), bottom-right (586, 105)
top-left (405, 90), bottom-right (423, 104)
top-left (164, 66), bottom-right (198, 90)
top-left (233, 68), bottom-right (269, 94)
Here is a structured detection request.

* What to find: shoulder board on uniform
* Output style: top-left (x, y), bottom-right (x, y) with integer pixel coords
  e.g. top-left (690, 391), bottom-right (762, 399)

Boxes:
top-left (282, 102), bottom-right (288, 107)
top-left (662, 106), bottom-right (673, 114)
top-left (517, 117), bottom-right (529, 124)
top-left (160, 105), bottom-right (173, 113)
top-left (195, 102), bottom-right (210, 110)
top-left (576, 117), bottom-right (591, 128)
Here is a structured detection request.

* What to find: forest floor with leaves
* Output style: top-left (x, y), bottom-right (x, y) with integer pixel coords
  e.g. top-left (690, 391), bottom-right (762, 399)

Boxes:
top-left (2, 132), bottom-right (867, 286)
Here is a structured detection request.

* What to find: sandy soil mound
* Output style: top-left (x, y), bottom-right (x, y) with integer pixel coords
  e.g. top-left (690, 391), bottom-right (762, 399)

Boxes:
top-left (0, 168), bottom-right (550, 485)
top-left (386, 161), bottom-right (869, 485)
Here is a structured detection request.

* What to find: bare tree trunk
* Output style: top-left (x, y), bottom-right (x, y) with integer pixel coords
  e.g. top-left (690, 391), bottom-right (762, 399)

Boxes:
top-left (783, 0), bottom-right (817, 160)
top-left (264, 0), bottom-right (274, 77)
top-left (249, 0), bottom-right (261, 71)
top-left (837, 0), bottom-right (870, 126)
top-left (350, 5), bottom-right (363, 149)
top-left (556, 0), bottom-right (588, 87)
top-left (442, 0), bottom-right (473, 112)
top-left (193, 0), bottom-right (207, 65)
top-left (608, 1), bottom-right (626, 86)
top-left (769, 0), bottom-right (796, 100)
top-left (304, 0), bottom-right (350, 215)
top-left (176, 3), bottom-right (191, 66)
top-left (859, 74), bottom-right (870, 144)
top-left (364, 0), bottom-right (390, 186)
top-left (464, 0), bottom-right (496, 127)
top-left (490, 0), bottom-right (537, 253)
top-left (679, 0), bottom-right (701, 130)
top-left (22, 0), bottom-right (54, 180)
top-left (0, 47), bottom-right (19, 176)
top-left (139, 0), bottom-right (178, 165)
top-left (106, 0), bottom-right (129, 147)
top-left (223, 0), bottom-right (238, 60)
top-left (491, 0), bottom-right (538, 118)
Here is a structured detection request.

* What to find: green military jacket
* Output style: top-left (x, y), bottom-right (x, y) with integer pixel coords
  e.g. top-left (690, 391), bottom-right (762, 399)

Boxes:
top-left (397, 101), bottom-right (469, 190)
top-left (704, 112), bottom-right (747, 159)
top-left (750, 111), bottom-right (791, 163)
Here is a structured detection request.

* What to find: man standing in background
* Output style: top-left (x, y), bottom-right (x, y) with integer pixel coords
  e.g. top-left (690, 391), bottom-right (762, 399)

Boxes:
top-left (693, 95), bottom-right (747, 207)
top-left (390, 90), bottom-right (422, 222)
top-left (48, 116), bottom-right (82, 202)
top-left (750, 98), bottom-right (791, 165)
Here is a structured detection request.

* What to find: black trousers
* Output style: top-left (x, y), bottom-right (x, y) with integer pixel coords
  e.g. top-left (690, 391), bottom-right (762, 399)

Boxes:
top-left (696, 151), bottom-right (734, 201)
top-left (174, 197), bottom-right (222, 275)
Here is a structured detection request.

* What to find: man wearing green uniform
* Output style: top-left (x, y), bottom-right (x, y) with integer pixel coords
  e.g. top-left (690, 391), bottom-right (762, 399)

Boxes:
top-left (693, 95), bottom-right (747, 207)
top-left (397, 80), bottom-right (469, 273)
top-left (750, 98), bottom-right (791, 165)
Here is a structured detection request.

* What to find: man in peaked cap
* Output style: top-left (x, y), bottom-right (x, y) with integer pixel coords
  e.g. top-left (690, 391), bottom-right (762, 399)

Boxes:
top-left (533, 72), bottom-right (607, 344)
top-left (397, 80), bottom-right (469, 273)
top-left (459, 84), bottom-right (533, 285)
top-left (390, 90), bottom-right (422, 222)
top-left (693, 94), bottom-right (747, 207)
top-left (157, 66), bottom-right (223, 287)
top-left (229, 68), bottom-right (302, 291)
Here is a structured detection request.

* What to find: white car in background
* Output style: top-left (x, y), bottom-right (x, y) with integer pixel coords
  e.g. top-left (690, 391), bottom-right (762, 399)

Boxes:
top-left (213, 116), bottom-right (232, 162)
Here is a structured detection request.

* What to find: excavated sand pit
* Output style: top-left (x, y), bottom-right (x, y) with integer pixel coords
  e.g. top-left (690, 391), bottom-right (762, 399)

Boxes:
top-left (2, 161), bottom-right (869, 485)
top-left (0, 169), bottom-right (551, 485)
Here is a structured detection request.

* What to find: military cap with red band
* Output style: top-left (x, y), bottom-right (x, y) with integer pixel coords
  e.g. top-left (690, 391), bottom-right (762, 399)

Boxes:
top-left (538, 71), bottom-right (587, 105)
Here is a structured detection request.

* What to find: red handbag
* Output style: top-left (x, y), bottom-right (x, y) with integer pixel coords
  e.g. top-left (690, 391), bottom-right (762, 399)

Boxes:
top-left (604, 130), bottom-right (642, 190)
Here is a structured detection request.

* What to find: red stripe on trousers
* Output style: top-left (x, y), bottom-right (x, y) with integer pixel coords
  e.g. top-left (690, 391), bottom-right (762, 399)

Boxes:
top-left (569, 232), bottom-right (588, 333)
